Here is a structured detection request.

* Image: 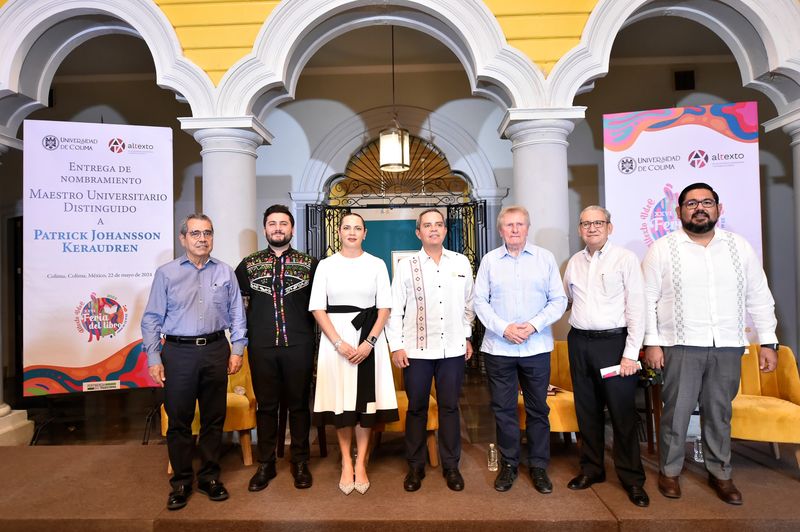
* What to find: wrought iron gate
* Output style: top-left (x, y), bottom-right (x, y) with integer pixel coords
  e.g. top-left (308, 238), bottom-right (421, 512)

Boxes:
top-left (305, 204), bottom-right (350, 260)
top-left (446, 201), bottom-right (487, 274)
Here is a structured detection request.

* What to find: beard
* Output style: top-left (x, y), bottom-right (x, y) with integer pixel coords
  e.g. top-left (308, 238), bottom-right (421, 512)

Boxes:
top-left (682, 211), bottom-right (717, 234)
top-left (267, 232), bottom-right (292, 247)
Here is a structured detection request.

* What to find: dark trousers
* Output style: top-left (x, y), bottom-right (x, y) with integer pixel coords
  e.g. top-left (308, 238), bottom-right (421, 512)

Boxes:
top-left (403, 356), bottom-right (465, 470)
top-left (567, 329), bottom-right (645, 488)
top-left (484, 352), bottom-right (550, 469)
top-left (162, 338), bottom-right (229, 490)
top-left (249, 342), bottom-right (315, 463)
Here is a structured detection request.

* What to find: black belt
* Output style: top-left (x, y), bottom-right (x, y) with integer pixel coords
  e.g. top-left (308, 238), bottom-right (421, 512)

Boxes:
top-left (327, 305), bottom-right (378, 413)
top-left (571, 327), bottom-right (627, 339)
top-left (164, 330), bottom-right (225, 346)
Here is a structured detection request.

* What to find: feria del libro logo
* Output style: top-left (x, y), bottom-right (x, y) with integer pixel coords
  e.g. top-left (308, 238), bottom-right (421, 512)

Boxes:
top-left (688, 149), bottom-right (709, 168)
top-left (74, 293), bottom-right (128, 342)
top-left (618, 157), bottom-right (636, 174)
top-left (42, 135), bottom-right (59, 151)
top-left (108, 138), bottom-right (126, 154)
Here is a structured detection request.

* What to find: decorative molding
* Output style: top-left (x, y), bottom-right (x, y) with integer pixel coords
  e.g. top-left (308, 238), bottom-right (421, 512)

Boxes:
top-left (216, 0), bottom-right (546, 118)
top-left (547, 0), bottom-right (800, 114)
top-left (499, 107), bottom-right (585, 138)
top-left (179, 116), bottom-right (273, 145)
top-left (0, 0), bottom-right (215, 136)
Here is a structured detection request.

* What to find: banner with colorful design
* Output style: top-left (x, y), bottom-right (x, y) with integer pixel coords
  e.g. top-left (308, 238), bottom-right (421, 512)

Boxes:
top-left (23, 120), bottom-right (173, 396)
top-left (603, 102), bottom-right (761, 259)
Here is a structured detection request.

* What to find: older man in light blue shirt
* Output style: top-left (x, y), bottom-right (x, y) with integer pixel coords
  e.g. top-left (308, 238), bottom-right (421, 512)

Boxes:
top-left (475, 205), bottom-right (567, 494)
top-left (141, 214), bottom-right (246, 511)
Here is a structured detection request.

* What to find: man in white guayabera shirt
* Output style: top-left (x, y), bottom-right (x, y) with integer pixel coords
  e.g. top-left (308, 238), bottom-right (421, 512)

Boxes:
top-left (643, 182), bottom-right (778, 506)
top-left (386, 209), bottom-right (475, 493)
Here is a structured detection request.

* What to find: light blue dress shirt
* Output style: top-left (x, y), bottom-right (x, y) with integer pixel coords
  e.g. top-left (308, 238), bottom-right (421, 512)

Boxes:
top-left (141, 255), bottom-right (247, 366)
top-left (474, 242), bottom-right (567, 357)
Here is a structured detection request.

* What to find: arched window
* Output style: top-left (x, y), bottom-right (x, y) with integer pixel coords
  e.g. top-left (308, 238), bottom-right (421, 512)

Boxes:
top-left (327, 135), bottom-right (470, 206)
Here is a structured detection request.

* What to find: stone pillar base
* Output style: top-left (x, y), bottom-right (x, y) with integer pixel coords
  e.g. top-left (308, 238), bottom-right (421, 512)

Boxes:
top-left (0, 410), bottom-right (34, 446)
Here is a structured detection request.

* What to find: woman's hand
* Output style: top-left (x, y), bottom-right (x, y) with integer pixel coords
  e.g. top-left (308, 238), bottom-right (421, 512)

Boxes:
top-left (350, 340), bottom-right (374, 365)
top-left (335, 340), bottom-right (357, 361)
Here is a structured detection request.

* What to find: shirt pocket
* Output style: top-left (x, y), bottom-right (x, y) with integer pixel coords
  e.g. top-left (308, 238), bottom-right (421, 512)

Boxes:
top-left (211, 281), bottom-right (230, 310)
top-left (601, 271), bottom-right (624, 297)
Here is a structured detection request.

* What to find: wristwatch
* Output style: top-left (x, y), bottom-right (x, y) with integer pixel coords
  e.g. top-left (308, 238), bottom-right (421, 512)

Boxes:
top-left (760, 343), bottom-right (779, 351)
top-left (366, 335), bottom-right (378, 346)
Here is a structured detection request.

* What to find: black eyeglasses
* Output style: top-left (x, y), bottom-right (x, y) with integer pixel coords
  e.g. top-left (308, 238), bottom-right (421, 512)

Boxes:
top-left (579, 220), bottom-right (608, 229)
top-left (187, 230), bottom-right (214, 239)
top-left (682, 199), bottom-right (717, 209)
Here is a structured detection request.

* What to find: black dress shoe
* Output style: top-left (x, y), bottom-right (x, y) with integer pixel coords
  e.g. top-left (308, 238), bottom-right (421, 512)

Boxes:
top-left (166, 485), bottom-right (192, 511)
top-left (530, 467), bottom-right (553, 494)
top-left (197, 479), bottom-right (229, 501)
top-left (403, 467), bottom-right (425, 492)
top-left (248, 462), bottom-right (277, 492)
top-left (291, 461), bottom-right (313, 489)
top-left (567, 473), bottom-right (606, 490)
top-left (626, 485), bottom-right (650, 507)
top-left (443, 468), bottom-right (464, 491)
top-left (494, 462), bottom-right (518, 492)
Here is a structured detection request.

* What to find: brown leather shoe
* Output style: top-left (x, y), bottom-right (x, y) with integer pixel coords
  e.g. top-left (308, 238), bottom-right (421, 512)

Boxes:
top-left (657, 472), bottom-right (681, 498)
top-left (708, 475), bottom-right (743, 505)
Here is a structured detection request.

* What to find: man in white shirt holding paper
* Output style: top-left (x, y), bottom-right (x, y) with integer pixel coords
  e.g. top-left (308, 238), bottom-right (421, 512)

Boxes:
top-left (563, 205), bottom-right (648, 507)
top-left (643, 182), bottom-right (778, 505)
top-left (386, 209), bottom-right (475, 492)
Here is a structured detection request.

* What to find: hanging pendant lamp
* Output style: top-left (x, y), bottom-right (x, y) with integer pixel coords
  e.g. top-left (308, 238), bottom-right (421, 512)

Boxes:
top-left (379, 26), bottom-right (410, 172)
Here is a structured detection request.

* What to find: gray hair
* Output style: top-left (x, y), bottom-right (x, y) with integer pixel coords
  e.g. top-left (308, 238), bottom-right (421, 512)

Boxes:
top-left (179, 213), bottom-right (214, 236)
top-left (579, 205), bottom-right (611, 224)
top-left (496, 205), bottom-right (530, 228)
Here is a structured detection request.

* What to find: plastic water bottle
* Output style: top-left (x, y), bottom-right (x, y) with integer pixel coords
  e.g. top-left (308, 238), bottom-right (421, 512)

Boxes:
top-left (488, 443), bottom-right (499, 471)
top-left (693, 437), bottom-right (704, 463)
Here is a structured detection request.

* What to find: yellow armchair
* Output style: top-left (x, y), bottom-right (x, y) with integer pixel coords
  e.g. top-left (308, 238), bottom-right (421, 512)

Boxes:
top-left (369, 352), bottom-right (440, 467)
top-left (731, 344), bottom-right (800, 466)
top-left (518, 340), bottom-right (580, 434)
top-left (160, 348), bottom-right (257, 473)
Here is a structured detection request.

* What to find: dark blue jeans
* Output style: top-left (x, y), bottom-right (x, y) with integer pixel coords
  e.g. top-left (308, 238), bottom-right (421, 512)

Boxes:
top-left (484, 352), bottom-right (550, 469)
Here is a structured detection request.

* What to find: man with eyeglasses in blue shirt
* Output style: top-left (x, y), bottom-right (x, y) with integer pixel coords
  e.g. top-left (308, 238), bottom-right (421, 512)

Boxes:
top-left (142, 213), bottom-right (247, 511)
top-left (474, 205), bottom-right (567, 494)
top-left (643, 182), bottom-right (778, 506)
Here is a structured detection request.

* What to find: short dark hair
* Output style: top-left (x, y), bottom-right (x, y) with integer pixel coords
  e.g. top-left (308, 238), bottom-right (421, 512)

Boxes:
top-left (179, 213), bottom-right (213, 236)
top-left (263, 204), bottom-right (294, 228)
top-left (416, 208), bottom-right (445, 229)
top-left (678, 182), bottom-right (719, 206)
top-left (339, 212), bottom-right (365, 228)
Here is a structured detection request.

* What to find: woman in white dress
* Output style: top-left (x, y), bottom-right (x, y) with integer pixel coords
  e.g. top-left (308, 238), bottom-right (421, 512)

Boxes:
top-left (310, 213), bottom-right (399, 495)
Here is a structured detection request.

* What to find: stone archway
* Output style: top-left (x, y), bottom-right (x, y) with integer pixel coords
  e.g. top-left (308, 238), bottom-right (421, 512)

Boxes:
top-left (0, 0), bottom-right (214, 148)
top-left (549, 0), bottom-right (800, 116)
top-left (215, 0), bottom-right (547, 120)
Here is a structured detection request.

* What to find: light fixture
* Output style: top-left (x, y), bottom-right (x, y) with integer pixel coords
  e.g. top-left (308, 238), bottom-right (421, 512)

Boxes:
top-left (379, 26), bottom-right (410, 172)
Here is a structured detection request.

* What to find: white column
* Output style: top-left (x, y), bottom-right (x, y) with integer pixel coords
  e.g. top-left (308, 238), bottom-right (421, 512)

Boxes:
top-left (191, 128), bottom-right (264, 266)
top-left (475, 187), bottom-right (508, 253)
top-left (502, 118), bottom-right (576, 266)
top-left (784, 121), bottom-right (800, 349)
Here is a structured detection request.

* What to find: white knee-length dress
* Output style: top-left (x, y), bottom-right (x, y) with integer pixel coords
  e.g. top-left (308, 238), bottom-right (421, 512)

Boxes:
top-left (310, 252), bottom-right (399, 428)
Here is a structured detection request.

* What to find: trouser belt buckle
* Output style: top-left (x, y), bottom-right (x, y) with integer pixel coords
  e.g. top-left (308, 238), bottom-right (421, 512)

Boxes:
top-left (195, 337), bottom-right (207, 346)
